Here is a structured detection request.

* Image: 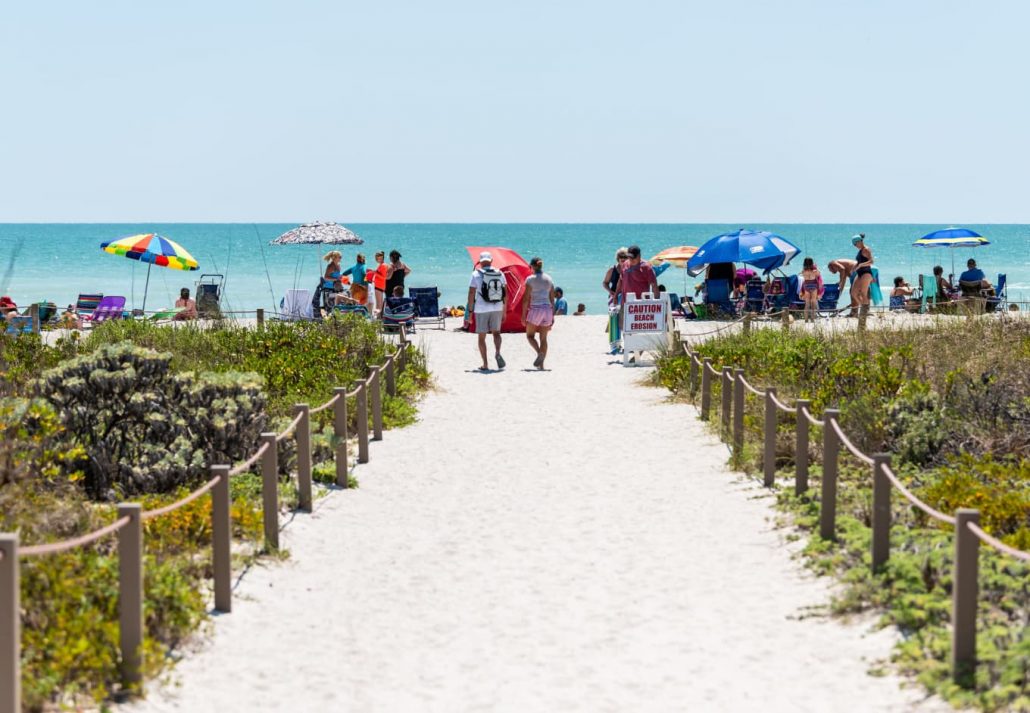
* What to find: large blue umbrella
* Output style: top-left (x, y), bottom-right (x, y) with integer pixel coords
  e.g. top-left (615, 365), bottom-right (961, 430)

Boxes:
top-left (687, 229), bottom-right (801, 277)
top-left (913, 227), bottom-right (990, 276)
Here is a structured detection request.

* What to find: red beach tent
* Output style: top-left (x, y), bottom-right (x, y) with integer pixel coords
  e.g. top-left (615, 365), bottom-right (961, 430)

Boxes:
top-left (465, 246), bottom-right (533, 333)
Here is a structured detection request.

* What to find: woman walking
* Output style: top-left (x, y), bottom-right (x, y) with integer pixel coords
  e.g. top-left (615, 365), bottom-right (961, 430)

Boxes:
top-left (522, 256), bottom-right (556, 369)
top-left (851, 234), bottom-right (874, 319)
top-left (799, 257), bottom-right (824, 322)
top-left (602, 247), bottom-right (628, 354)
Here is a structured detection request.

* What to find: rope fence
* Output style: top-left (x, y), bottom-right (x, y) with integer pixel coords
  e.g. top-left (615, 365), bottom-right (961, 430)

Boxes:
top-left (0, 329), bottom-right (414, 712)
top-left (680, 340), bottom-right (1030, 690)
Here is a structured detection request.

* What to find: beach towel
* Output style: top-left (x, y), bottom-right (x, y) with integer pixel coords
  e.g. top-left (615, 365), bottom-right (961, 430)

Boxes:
top-left (869, 267), bottom-right (883, 306)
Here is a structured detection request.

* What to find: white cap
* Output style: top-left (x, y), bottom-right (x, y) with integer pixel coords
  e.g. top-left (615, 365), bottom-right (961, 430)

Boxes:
top-left (479, 251), bottom-right (492, 262)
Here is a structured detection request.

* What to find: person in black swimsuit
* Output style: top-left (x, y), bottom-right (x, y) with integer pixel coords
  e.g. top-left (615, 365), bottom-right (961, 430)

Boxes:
top-left (385, 250), bottom-right (410, 297)
top-left (851, 234), bottom-right (874, 317)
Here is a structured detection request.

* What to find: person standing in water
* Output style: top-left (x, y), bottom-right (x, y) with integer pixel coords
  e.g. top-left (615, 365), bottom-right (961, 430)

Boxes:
top-left (522, 256), bottom-right (556, 369)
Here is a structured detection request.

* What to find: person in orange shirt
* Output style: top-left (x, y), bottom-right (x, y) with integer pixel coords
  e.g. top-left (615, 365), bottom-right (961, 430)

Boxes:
top-left (372, 251), bottom-right (390, 316)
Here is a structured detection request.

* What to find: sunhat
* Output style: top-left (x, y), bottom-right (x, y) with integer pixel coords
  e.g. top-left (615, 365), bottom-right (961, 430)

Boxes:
top-left (851, 234), bottom-right (864, 245)
top-left (479, 251), bottom-right (492, 262)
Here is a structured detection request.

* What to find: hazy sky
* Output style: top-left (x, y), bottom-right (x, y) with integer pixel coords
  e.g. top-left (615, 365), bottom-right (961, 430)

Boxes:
top-left (1, 0), bottom-right (1027, 222)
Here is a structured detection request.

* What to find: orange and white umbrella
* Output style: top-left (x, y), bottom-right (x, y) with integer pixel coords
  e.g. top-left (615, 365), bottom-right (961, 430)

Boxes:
top-left (650, 245), bottom-right (699, 267)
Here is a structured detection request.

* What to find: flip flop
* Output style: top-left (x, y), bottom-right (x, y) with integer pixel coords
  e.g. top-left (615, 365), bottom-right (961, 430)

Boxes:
top-left (496, 354), bottom-right (506, 369)
top-left (533, 354), bottom-right (543, 368)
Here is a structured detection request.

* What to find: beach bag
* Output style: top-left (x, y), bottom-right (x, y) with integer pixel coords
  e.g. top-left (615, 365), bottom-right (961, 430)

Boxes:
top-left (478, 268), bottom-right (506, 303)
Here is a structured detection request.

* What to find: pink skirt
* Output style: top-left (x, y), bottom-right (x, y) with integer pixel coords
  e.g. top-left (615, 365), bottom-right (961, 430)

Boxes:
top-left (526, 304), bottom-right (554, 327)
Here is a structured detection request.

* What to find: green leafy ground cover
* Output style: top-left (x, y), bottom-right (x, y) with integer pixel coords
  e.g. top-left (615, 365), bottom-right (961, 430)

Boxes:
top-left (0, 317), bottom-right (429, 710)
top-left (655, 319), bottom-right (1029, 711)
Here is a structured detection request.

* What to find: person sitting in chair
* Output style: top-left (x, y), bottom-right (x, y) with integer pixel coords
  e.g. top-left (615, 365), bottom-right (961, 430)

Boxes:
top-left (173, 288), bottom-right (198, 320)
top-left (958, 258), bottom-right (995, 296)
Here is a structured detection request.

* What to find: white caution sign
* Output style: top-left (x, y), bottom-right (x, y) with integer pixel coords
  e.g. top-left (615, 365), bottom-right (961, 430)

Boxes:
top-left (622, 292), bottom-right (671, 366)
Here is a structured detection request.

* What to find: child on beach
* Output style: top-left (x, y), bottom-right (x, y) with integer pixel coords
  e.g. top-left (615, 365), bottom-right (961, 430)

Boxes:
top-left (372, 251), bottom-right (389, 316)
top-left (800, 257), bottom-right (824, 322)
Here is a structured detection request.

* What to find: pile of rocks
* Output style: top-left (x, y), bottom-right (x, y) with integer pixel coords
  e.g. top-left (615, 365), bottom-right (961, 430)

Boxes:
top-left (271, 222), bottom-right (363, 245)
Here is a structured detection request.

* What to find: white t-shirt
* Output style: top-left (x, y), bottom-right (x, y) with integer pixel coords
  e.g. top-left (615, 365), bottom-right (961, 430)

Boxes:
top-left (469, 268), bottom-right (505, 313)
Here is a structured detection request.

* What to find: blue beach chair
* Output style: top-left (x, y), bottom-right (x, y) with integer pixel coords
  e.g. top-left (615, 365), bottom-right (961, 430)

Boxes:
top-left (744, 279), bottom-right (765, 313)
top-left (818, 284), bottom-right (841, 315)
top-left (987, 274), bottom-right (1007, 312)
top-left (408, 287), bottom-right (446, 330)
top-left (786, 275), bottom-right (805, 313)
top-left (703, 279), bottom-right (736, 318)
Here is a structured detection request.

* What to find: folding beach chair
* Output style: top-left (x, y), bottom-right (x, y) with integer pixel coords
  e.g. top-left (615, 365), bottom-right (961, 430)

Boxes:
top-left (987, 274), bottom-right (1007, 312)
top-left (334, 303), bottom-right (370, 319)
top-left (703, 279), bottom-right (736, 318)
top-left (86, 296), bottom-right (126, 324)
top-left (918, 275), bottom-right (938, 314)
top-left (744, 279), bottom-right (766, 313)
top-left (786, 275), bottom-right (805, 314)
top-left (408, 287), bottom-right (446, 330)
top-left (818, 284), bottom-right (841, 315)
top-left (281, 289), bottom-right (313, 321)
top-left (382, 298), bottom-right (416, 333)
top-left (4, 316), bottom-right (33, 336)
top-left (75, 293), bottom-right (103, 321)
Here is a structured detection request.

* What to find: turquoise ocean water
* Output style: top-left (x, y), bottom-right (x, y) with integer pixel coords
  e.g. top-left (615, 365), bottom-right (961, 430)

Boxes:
top-left (1, 224), bottom-right (1027, 315)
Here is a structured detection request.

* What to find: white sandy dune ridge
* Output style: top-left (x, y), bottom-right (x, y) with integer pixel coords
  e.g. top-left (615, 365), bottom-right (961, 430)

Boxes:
top-left (128, 315), bottom-right (952, 713)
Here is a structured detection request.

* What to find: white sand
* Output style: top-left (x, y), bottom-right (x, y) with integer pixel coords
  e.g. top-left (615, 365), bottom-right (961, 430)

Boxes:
top-left (129, 315), bottom-right (949, 712)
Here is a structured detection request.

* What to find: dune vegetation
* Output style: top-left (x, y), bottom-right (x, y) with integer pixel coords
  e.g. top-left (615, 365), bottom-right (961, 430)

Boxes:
top-left (0, 317), bottom-right (428, 710)
top-left (655, 319), bottom-right (1029, 711)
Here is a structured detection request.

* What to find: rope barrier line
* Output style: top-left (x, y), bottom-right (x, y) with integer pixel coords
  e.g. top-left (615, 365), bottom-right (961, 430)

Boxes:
top-left (704, 361), bottom-right (720, 376)
top-left (738, 375), bottom-right (764, 397)
top-left (770, 392), bottom-right (794, 413)
top-left (141, 475), bottom-right (222, 521)
top-left (827, 418), bottom-right (875, 466)
top-left (309, 392), bottom-right (340, 415)
top-left (799, 405), bottom-right (824, 427)
top-left (276, 411), bottom-right (305, 443)
top-left (967, 522), bottom-right (1030, 562)
top-left (878, 463), bottom-right (956, 525)
top-left (20, 516), bottom-right (132, 557)
top-left (229, 441), bottom-right (272, 477)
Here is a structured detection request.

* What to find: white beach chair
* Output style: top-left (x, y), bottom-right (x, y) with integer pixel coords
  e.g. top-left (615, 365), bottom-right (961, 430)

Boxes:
top-left (281, 289), bottom-right (314, 321)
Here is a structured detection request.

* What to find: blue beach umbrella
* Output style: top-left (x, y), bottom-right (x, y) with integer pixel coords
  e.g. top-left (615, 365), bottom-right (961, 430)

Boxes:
top-left (686, 229), bottom-right (801, 277)
top-left (913, 227), bottom-right (990, 276)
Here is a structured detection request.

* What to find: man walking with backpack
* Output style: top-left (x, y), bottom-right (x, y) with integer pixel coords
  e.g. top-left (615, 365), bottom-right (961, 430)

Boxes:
top-left (467, 251), bottom-right (508, 371)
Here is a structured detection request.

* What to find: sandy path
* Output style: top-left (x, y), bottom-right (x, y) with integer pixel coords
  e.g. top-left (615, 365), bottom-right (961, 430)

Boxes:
top-left (131, 315), bottom-right (945, 712)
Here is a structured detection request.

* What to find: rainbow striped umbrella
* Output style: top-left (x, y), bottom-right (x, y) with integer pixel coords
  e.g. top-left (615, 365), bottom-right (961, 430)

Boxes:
top-left (100, 233), bottom-right (199, 312)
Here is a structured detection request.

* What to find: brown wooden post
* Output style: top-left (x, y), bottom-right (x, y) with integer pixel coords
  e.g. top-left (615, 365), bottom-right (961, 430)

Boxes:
top-left (720, 367), bottom-right (732, 435)
top-left (763, 387), bottom-right (777, 487)
top-left (29, 303), bottom-right (40, 334)
top-left (256, 308), bottom-right (265, 331)
top-left (700, 358), bottom-right (712, 419)
top-left (260, 433), bottom-right (279, 550)
top-left (951, 508), bottom-right (980, 687)
top-left (732, 368), bottom-right (745, 462)
top-left (742, 312), bottom-right (752, 336)
top-left (0, 534), bottom-right (19, 713)
top-left (210, 465), bottom-right (232, 613)
top-left (117, 503), bottom-right (143, 690)
top-left (795, 399), bottom-right (810, 495)
top-left (333, 387), bottom-right (349, 487)
top-left (356, 380), bottom-right (370, 463)
top-left (368, 364), bottom-right (383, 441)
top-left (688, 351), bottom-right (699, 396)
top-left (295, 404), bottom-right (312, 511)
top-left (820, 408), bottom-right (840, 540)
top-left (385, 353), bottom-right (397, 397)
top-left (871, 453), bottom-right (892, 571)
top-left (858, 304), bottom-right (868, 332)
top-left (781, 307), bottom-right (790, 332)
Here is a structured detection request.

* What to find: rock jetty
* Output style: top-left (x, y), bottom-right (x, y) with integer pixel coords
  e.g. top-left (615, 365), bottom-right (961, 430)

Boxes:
top-left (271, 222), bottom-right (363, 245)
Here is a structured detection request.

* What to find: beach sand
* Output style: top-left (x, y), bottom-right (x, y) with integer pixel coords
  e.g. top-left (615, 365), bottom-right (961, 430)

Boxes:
top-left (127, 315), bottom-right (949, 712)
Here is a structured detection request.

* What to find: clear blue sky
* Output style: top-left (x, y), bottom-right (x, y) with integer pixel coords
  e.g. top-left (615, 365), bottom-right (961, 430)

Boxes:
top-left (1, 0), bottom-right (1027, 222)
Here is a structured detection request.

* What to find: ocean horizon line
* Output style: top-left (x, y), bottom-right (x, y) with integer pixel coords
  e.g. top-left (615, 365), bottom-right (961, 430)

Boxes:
top-left (1, 220), bottom-right (1029, 227)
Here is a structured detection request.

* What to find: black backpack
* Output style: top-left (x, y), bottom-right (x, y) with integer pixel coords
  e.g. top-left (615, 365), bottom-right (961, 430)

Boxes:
top-left (479, 268), bottom-right (507, 303)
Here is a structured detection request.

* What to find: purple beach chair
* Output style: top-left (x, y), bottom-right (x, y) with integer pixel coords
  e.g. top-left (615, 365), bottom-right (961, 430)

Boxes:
top-left (87, 296), bottom-right (127, 324)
